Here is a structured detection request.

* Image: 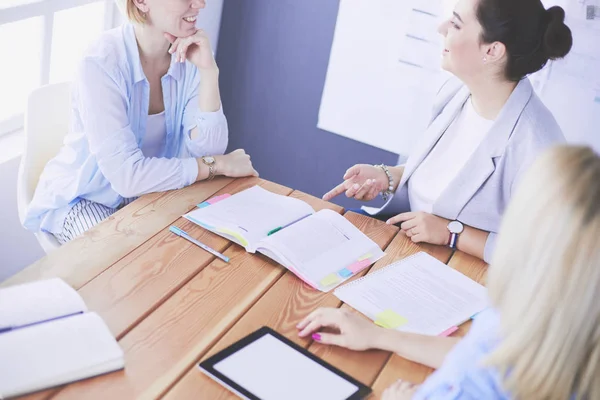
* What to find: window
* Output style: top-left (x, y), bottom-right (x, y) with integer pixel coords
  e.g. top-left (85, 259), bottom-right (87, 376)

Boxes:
top-left (0, 0), bottom-right (119, 137)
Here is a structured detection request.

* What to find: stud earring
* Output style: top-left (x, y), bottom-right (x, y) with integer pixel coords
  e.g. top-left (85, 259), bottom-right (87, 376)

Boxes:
top-left (483, 57), bottom-right (487, 62)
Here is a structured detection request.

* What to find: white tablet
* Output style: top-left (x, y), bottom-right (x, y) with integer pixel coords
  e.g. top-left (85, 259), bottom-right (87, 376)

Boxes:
top-left (199, 327), bottom-right (371, 400)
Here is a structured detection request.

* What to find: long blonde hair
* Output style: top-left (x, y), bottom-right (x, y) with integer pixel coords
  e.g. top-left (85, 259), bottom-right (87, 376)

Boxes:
top-left (486, 145), bottom-right (600, 400)
top-left (115, 0), bottom-right (145, 24)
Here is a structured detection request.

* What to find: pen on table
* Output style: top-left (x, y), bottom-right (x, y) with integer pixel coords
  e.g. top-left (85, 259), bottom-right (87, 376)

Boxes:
top-left (0, 326), bottom-right (13, 334)
top-left (267, 213), bottom-right (312, 236)
top-left (0, 311), bottom-right (85, 334)
top-left (169, 226), bottom-right (230, 263)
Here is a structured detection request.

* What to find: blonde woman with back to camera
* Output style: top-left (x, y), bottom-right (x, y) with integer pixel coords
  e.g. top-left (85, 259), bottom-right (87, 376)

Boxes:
top-left (22, 0), bottom-right (258, 243)
top-left (299, 145), bottom-right (600, 399)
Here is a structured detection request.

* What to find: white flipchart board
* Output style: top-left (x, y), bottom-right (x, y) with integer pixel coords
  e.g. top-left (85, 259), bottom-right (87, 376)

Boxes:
top-left (318, 0), bottom-right (600, 156)
top-left (532, 0), bottom-right (600, 150)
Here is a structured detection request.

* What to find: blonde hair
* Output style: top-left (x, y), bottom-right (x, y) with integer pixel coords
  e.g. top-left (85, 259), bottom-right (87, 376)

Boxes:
top-left (115, 0), bottom-right (145, 24)
top-left (486, 145), bottom-right (600, 400)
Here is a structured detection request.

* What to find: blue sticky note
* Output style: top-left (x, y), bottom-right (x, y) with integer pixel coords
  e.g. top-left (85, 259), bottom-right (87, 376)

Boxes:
top-left (197, 202), bottom-right (211, 208)
top-left (338, 268), bottom-right (353, 278)
top-left (187, 216), bottom-right (215, 231)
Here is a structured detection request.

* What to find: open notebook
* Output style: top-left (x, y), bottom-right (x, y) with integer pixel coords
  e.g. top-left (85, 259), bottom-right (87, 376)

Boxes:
top-left (184, 186), bottom-right (385, 292)
top-left (0, 279), bottom-right (124, 398)
top-left (334, 252), bottom-right (488, 336)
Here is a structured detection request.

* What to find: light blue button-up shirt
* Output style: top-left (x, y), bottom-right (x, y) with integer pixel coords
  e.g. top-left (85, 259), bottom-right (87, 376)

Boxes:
top-left (23, 23), bottom-right (228, 234)
top-left (414, 309), bottom-right (511, 400)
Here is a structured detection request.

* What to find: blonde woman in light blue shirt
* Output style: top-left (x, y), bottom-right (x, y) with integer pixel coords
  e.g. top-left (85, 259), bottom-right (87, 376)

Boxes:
top-left (23, 0), bottom-right (258, 243)
top-left (300, 145), bottom-right (600, 399)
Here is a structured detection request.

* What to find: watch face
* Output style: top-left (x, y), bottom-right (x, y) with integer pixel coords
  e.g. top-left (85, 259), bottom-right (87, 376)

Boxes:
top-left (448, 221), bottom-right (464, 234)
top-left (204, 156), bottom-right (215, 164)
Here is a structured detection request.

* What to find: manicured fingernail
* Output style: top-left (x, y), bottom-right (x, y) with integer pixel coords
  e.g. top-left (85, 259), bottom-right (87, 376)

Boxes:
top-left (312, 333), bottom-right (321, 341)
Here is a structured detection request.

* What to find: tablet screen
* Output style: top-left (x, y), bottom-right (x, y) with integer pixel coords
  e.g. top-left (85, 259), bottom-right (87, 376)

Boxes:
top-left (212, 333), bottom-right (359, 400)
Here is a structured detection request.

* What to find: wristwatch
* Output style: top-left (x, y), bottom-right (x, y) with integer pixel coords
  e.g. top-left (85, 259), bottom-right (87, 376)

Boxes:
top-left (447, 220), bottom-right (464, 249)
top-left (201, 156), bottom-right (216, 180)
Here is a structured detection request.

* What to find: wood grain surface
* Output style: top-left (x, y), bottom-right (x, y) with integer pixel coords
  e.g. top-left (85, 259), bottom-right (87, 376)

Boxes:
top-left (7, 179), bottom-right (490, 400)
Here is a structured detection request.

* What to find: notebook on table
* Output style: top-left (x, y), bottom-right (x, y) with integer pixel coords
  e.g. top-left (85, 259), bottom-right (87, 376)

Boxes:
top-left (0, 279), bottom-right (124, 398)
top-left (334, 252), bottom-right (488, 336)
top-left (199, 326), bottom-right (371, 400)
top-left (184, 186), bottom-right (385, 292)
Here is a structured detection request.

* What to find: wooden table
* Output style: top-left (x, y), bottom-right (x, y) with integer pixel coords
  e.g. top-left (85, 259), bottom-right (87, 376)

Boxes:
top-left (4, 177), bottom-right (488, 400)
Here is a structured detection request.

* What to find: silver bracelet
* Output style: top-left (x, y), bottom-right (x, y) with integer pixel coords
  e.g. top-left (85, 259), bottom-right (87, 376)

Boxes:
top-left (375, 164), bottom-right (394, 201)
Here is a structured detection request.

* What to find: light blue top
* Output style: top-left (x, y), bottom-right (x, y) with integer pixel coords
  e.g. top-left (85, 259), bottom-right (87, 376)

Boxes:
top-left (413, 309), bottom-right (510, 400)
top-left (23, 23), bottom-right (228, 234)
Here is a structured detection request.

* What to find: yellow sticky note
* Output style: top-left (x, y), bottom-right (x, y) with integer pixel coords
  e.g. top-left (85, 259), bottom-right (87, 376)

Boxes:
top-left (375, 309), bottom-right (408, 329)
top-left (358, 253), bottom-right (373, 262)
top-left (320, 273), bottom-right (341, 287)
top-left (219, 228), bottom-right (249, 247)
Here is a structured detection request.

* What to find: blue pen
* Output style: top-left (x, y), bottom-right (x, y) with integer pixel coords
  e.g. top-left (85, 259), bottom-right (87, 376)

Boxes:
top-left (169, 226), bottom-right (230, 263)
top-left (0, 311), bottom-right (85, 334)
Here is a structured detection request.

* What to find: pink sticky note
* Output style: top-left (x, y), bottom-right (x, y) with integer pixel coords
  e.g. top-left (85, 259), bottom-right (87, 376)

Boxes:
top-left (347, 258), bottom-right (372, 274)
top-left (287, 265), bottom-right (318, 290)
top-left (207, 193), bottom-right (231, 205)
top-left (438, 326), bottom-right (459, 337)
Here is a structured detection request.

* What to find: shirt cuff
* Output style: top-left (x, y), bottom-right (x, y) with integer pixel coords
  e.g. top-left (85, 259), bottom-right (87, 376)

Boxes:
top-left (181, 157), bottom-right (199, 187)
top-left (483, 232), bottom-right (497, 263)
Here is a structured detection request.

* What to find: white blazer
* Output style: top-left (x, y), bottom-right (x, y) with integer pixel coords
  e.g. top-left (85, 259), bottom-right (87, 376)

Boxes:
top-left (373, 77), bottom-right (565, 262)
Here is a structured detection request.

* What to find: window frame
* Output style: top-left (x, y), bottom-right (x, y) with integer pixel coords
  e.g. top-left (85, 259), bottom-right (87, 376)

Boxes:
top-left (0, 0), bottom-right (119, 137)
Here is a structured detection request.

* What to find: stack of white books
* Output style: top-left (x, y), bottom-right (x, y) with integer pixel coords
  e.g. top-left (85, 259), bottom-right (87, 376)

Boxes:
top-left (0, 278), bottom-right (124, 398)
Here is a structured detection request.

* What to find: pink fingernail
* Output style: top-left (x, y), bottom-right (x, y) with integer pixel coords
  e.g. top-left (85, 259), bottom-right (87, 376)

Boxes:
top-left (312, 333), bottom-right (321, 341)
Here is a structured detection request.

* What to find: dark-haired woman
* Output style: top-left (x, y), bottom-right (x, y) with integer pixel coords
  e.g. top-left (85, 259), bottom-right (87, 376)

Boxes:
top-left (323, 0), bottom-right (573, 262)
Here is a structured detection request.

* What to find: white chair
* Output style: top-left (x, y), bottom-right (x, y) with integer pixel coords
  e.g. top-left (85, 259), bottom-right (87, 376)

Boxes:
top-left (17, 82), bottom-right (72, 253)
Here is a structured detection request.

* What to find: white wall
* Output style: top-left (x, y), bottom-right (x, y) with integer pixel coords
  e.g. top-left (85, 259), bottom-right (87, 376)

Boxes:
top-left (197, 0), bottom-right (224, 50)
top-left (0, 155), bottom-right (45, 282)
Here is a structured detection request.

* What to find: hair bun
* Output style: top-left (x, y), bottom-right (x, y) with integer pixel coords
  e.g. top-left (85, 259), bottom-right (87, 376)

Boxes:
top-left (547, 5), bottom-right (566, 24)
top-left (543, 6), bottom-right (573, 60)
